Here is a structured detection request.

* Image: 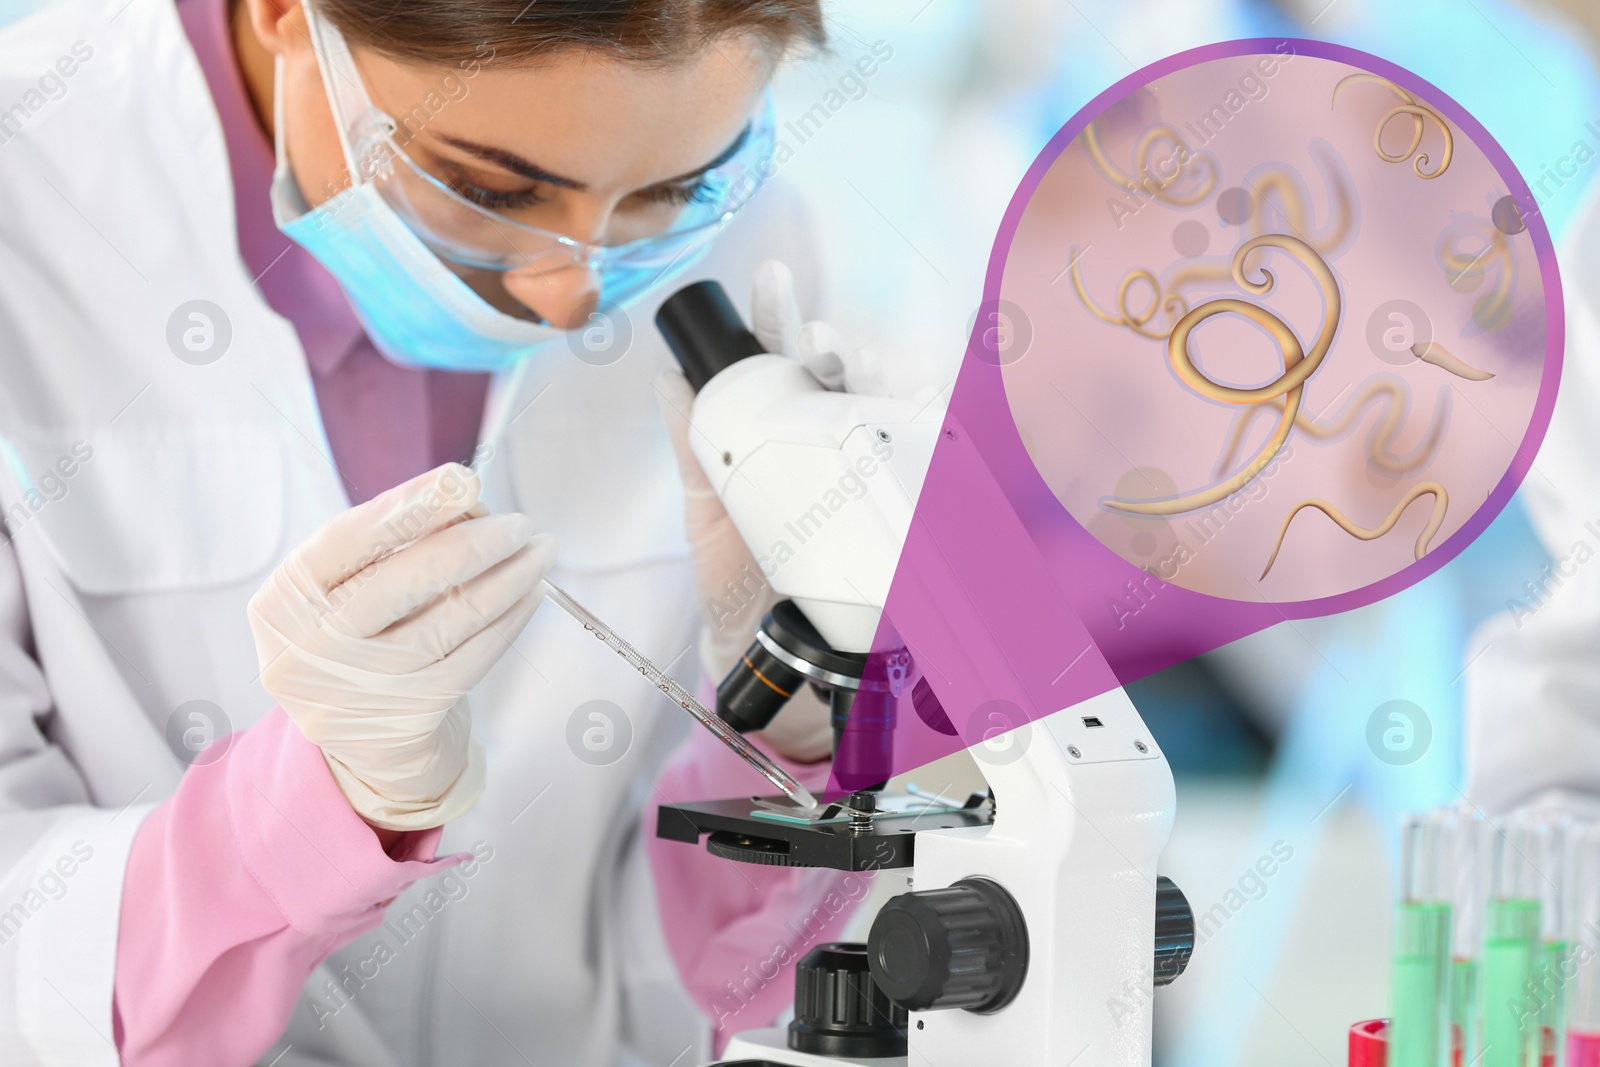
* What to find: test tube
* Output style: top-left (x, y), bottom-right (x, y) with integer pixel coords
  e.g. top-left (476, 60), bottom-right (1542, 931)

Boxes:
top-left (1484, 816), bottom-right (1544, 1067)
top-left (1392, 812), bottom-right (1452, 1067)
top-left (1446, 809), bottom-right (1494, 1067)
top-left (1566, 824), bottom-right (1600, 1067)
top-left (1535, 818), bottom-right (1572, 1067)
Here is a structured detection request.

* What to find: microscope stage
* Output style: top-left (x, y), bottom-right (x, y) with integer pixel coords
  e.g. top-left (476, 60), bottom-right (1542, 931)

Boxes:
top-left (655, 795), bottom-right (991, 870)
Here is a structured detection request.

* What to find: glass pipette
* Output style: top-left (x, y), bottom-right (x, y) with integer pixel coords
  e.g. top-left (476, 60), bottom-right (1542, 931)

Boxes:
top-left (539, 578), bottom-right (820, 811)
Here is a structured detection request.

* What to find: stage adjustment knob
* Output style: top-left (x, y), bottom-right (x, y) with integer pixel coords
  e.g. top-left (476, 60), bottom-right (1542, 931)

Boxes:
top-left (1154, 875), bottom-right (1195, 986)
top-left (788, 942), bottom-right (907, 1059)
top-left (867, 877), bottom-right (1028, 1013)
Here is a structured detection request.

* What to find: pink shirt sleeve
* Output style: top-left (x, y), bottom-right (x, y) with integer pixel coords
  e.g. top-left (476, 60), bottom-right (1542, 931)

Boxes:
top-left (113, 707), bottom-right (465, 1066)
top-left (646, 709), bottom-right (868, 1053)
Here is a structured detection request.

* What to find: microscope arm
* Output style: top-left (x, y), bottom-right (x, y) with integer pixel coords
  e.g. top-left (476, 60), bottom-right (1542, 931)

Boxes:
top-left (688, 351), bottom-right (941, 654)
top-left (862, 416), bottom-right (1176, 1065)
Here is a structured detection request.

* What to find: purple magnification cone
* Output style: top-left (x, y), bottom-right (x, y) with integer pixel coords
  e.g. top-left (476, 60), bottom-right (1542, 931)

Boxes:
top-left (826, 38), bottom-right (1561, 794)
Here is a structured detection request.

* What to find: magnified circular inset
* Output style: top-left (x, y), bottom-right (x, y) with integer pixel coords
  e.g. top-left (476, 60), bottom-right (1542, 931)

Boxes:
top-left (997, 42), bottom-right (1554, 604)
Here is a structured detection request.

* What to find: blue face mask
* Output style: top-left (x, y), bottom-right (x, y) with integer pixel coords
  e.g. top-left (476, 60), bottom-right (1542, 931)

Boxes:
top-left (269, 6), bottom-right (763, 374)
top-left (271, 100), bottom-right (732, 372)
top-left (271, 167), bottom-right (572, 373)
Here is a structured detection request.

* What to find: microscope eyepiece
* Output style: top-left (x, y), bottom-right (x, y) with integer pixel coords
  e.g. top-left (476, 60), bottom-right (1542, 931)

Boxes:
top-left (655, 280), bottom-right (765, 392)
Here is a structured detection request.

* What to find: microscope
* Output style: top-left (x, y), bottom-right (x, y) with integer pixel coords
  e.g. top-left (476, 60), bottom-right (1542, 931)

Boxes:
top-left (653, 282), bottom-right (1194, 1066)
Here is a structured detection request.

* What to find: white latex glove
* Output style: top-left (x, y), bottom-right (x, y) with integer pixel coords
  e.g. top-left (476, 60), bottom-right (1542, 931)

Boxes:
top-left (248, 463), bottom-right (557, 830)
top-left (655, 259), bottom-right (884, 764)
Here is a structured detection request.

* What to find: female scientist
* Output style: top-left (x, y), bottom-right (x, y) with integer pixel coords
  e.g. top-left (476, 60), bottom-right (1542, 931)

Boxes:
top-left (0, 0), bottom-right (858, 1063)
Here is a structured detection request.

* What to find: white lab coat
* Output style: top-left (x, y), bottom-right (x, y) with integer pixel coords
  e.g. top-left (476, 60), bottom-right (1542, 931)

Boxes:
top-left (0, 0), bottom-right (824, 1062)
top-left (1465, 186), bottom-right (1600, 815)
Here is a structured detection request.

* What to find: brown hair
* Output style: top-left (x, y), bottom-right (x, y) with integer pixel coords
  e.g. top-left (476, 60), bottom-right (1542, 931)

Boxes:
top-left (320, 0), bottom-right (827, 67)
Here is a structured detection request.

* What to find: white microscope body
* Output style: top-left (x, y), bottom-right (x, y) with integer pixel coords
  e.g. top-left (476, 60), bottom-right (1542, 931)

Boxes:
top-left (683, 351), bottom-right (1181, 1067)
top-left (655, 283), bottom-right (1185, 1066)
top-left (687, 352), bottom-right (931, 655)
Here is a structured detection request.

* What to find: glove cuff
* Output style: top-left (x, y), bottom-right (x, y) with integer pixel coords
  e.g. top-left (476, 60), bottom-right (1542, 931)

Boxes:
top-left (324, 736), bottom-right (488, 832)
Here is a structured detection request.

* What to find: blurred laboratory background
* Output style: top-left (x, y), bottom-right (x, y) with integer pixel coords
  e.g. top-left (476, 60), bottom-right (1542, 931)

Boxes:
top-left (773, 1), bottom-right (1600, 1064)
top-left (1, 0), bottom-right (1584, 1060)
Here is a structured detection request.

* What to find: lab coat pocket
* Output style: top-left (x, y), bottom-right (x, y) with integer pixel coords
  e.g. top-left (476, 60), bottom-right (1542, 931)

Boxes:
top-left (1, 430), bottom-right (286, 594)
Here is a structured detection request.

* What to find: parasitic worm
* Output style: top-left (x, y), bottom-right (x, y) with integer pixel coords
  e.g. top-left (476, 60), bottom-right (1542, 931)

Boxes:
top-left (1069, 249), bottom-right (1191, 340)
top-left (1082, 117), bottom-right (1219, 207)
top-left (1245, 145), bottom-right (1358, 256)
top-left (1333, 74), bottom-right (1453, 180)
top-left (1438, 216), bottom-right (1515, 333)
top-left (1260, 481), bottom-right (1449, 579)
top-left (1104, 233), bottom-right (1341, 516)
top-left (1411, 341), bottom-right (1494, 380)
top-left (1215, 376), bottom-right (1449, 478)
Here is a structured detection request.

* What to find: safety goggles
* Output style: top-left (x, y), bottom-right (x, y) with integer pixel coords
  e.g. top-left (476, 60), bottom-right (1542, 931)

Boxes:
top-left (303, 0), bottom-right (777, 275)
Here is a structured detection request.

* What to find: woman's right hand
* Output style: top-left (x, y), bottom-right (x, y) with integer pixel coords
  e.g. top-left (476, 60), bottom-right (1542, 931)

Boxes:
top-left (247, 463), bottom-right (557, 832)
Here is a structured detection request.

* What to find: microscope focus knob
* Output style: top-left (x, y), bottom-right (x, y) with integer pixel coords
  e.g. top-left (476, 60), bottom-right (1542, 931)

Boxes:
top-left (1154, 875), bottom-right (1195, 986)
top-left (788, 942), bottom-right (908, 1059)
top-left (867, 877), bottom-right (1028, 1013)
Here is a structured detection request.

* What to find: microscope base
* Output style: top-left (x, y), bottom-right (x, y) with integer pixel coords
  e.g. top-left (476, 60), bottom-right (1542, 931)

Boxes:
top-left (715, 1027), bottom-right (908, 1066)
